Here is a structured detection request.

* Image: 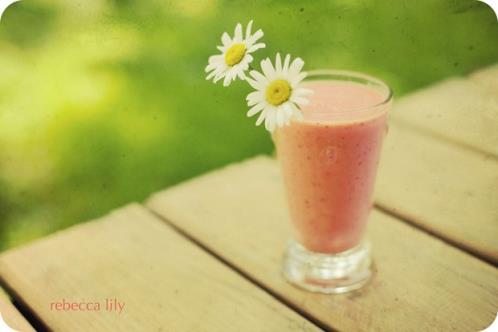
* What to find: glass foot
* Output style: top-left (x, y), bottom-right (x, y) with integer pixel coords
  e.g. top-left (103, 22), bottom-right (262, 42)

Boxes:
top-left (283, 240), bottom-right (372, 294)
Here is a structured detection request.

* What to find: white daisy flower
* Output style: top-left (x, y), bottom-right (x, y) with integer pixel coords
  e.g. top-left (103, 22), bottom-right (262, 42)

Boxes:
top-left (246, 53), bottom-right (313, 132)
top-left (205, 20), bottom-right (265, 87)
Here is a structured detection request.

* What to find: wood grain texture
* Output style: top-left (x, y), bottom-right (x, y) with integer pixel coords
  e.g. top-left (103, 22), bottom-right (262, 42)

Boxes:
top-left (470, 63), bottom-right (498, 95)
top-left (147, 156), bottom-right (498, 332)
top-left (376, 122), bottom-right (498, 264)
top-left (390, 76), bottom-right (498, 157)
top-left (0, 288), bottom-right (35, 332)
top-left (0, 204), bottom-right (320, 332)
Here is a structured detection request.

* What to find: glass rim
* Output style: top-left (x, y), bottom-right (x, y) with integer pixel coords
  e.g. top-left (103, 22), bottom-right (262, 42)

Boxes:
top-left (304, 69), bottom-right (393, 115)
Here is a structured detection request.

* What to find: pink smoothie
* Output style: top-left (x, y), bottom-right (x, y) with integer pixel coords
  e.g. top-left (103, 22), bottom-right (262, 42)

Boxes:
top-left (275, 80), bottom-right (389, 254)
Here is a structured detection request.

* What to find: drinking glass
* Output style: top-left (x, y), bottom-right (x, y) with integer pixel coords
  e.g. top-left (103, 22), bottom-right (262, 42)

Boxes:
top-left (274, 70), bottom-right (392, 293)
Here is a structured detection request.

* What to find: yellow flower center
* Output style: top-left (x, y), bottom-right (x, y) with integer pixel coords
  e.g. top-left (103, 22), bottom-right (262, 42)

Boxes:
top-left (266, 79), bottom-right (291, 106)
top-left (224, 43), bottom-right (246, 66)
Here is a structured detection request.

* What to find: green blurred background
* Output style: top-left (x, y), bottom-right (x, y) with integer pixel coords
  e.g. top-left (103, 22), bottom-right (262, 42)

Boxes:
top-left (0, 0), bottom-right (497, 250)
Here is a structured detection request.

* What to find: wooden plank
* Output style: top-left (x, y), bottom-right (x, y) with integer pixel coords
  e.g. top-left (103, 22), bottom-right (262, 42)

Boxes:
top-left (470, 63), bottom-right (498, 94)
top-left (376, 121), bottom-right (498, 264)
top-left (0, 204), bottom-right (321, 332)
top-left (147, 156), bottom-right (498, 332)
top-left (0, 287), bottom-right (35, 332)
top-left (390, 76), bottom-right (498, 157)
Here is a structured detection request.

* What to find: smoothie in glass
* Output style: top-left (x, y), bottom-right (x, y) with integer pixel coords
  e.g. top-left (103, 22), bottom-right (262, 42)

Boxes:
top-left (275, 70), bottom-right (392, 293)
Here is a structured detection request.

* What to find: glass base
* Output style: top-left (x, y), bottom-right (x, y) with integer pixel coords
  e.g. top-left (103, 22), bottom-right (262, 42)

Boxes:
top-left (283, 240), bottom-right (372, 294)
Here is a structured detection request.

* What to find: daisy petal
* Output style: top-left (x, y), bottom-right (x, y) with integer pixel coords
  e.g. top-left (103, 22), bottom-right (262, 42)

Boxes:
top-left (237, 57), bottom-right (250, 72)
top-left (230, 69), bottom-right (239, 83)
top-left (248, 42), bottom-right (266, 53)
top-left (275, 53), bottom-right (282, 75)
top-left (282, 104), bottom-right (294, 127)
top-left (205, 71), bottom-right (216, 80)
top-left (207, 64), bottom-right (226, 81)
top-left (245, 54), bottom-right (254, 65)
top-left (256, 108), bottom-right (268, 126)
top-left (282, 54), bottom-right (291, 73)
top-left (249, 70), bottom-right (268, 86)
top-left (276, 106), bottom-right (285, 127)
top-left (266, 108), bottom-right (277, 132)
top-left (213, 71), bottom-right (225, 83)
top-left (296, 110), bottom-right (304, 120)
top-left (245, 20), bottom-right (253, 40)
top-left (208, 54), bottom-right (223, 64)
top-left (282, 102), bottom-right (293, 117)
top-left (247, 102), bottom-right (265, 117)
top-left (234, 23), bottom-right (243, 42)
top-left (291, 96), bottom-right (310, 106)
top-left (261, 59), bottom-right (275, 80)
top-left (205, 63), bottom-right (217, 73)
top-left (247, 29), bottom-right (264, 46)
top-left (206, 67), bottom-right (221, 80)
top-left (222, 32), bottom-right (231, 45)
top-left (291, 103), bottom-right (304, 120)
top-left (289, 57), bottom-right (305, 78)
top-left (291, 72), bottom-right (307, 87)
top-left (246, 77), bottom-right (261, 90)
top-left (238, 69), bottom-right (247, 80)
top-left (268, 114), bottom-right (276, 132)
top-left (223, 72), bottom-right (233, 86)
top-left (294, 88), bottom-right (314, 97)
top-left (246, 91), bottom-right (264, 106)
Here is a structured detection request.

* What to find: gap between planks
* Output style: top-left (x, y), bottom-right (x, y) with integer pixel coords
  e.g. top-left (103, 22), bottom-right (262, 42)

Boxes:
top-left (145, 207), bottom-right (334, 332)
top-left (146, 156), bottom-right (498, 332)
top-left (0, 204), bottom-right (323, 332)
top-left (373, 203), bottom-right (497, 267)
top-left (375, 119), bottom-right (498, 265)
top-left (0, 285), bottom-right (38, 332)
top-left (0, 279), bottom-right (49, 332)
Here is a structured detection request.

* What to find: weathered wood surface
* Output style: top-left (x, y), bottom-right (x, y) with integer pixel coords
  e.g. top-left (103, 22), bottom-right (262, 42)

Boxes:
top-left (147, 156), bottom-right (498, 332)
top-left (0, 288), bottom-right (35, 332)
top-left (1, 65), bottom-right (496, 332)
top-left (373, 64), bottom-right (498, 264)
top-left (390, 66), bottom-right (498, 157)
top-left (470, 63), bottom-right (498, 95)
top-left (0, 204), bottom-right (321, 332)
top-left (391, 78), bottom-right (498, 159)
top-left (376, 121), bottom-right (498, 264)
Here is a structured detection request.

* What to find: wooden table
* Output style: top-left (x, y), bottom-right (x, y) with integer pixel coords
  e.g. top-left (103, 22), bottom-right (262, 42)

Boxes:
top-left (1, 65), bottom-right (497, 332)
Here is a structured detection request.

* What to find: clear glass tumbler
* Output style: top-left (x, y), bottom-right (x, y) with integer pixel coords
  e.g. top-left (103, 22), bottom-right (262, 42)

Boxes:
top-left (274, 70), bottom-right (392, 293)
